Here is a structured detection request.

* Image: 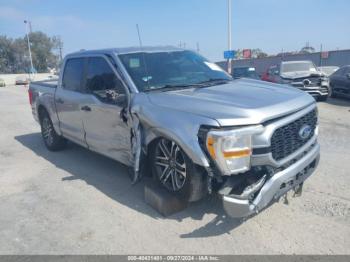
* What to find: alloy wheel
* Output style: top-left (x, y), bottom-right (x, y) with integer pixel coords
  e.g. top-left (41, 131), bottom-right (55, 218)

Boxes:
top-left (154, 138), bottom-right (187, 191)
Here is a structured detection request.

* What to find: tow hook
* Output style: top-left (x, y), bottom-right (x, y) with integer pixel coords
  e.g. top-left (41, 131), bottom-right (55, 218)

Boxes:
top-left (293, 182), bottom-right (303, 197)
top-left (282, 182), bottom-right (304, 205)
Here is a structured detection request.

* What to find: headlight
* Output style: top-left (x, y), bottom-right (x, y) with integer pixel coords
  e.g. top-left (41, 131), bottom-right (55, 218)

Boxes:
top-left (206, 125), bottom-right (264, 176)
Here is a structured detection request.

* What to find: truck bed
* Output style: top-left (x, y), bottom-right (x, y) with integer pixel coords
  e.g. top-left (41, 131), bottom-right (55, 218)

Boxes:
top-left (31, 79), bottom-right (58, 88)
top-left (29, 79), bottom-right (58, 123)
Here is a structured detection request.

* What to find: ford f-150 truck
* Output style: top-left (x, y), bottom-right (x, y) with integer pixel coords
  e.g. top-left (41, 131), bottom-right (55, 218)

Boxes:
top-left (29, 47), bottom-right (320, 218)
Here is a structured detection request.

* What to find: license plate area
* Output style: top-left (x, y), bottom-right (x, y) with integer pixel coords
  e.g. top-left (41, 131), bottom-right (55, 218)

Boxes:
top-left (274, 176), bottom-right (300, 199)
top-left (274, 157), bottom-right (317, 200)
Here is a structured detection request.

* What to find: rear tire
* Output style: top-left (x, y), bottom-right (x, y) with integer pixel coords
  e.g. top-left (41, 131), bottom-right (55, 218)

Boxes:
top-left (150, 138), bottom-right (207, 202)
top-left (40, 111), bottom-right (67, 151)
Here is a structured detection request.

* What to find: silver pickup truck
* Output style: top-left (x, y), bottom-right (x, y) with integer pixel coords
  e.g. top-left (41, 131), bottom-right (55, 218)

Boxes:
top-left (29, 46), bottom-right (320, 218)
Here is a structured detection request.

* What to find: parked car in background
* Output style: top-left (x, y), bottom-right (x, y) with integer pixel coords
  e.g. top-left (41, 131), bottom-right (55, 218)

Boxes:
top-left (15, 76), bottom-right (30, 85)
top-left (232, 67), bottom-right (260, 80)
top-left (261, 65), bottom-right (279, 82)
top-left (329, 65), bottom-right (350, 98)
top-left (262, 61), bottom-right (329, 101)
top-left (318, 66), bottom-right (339, 77)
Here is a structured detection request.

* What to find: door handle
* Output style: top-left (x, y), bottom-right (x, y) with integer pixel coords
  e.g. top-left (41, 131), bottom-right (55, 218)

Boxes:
top-left (81, 105), bottom-right (91, 112)
top-left (56, 98), bottom-right (64, 104)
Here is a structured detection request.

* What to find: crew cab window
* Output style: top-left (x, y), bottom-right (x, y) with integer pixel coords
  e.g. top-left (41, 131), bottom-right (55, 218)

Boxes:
top-left (62, 58), bottom-right (84, 91)
top-left (86, 57), bottom-right (126, 105)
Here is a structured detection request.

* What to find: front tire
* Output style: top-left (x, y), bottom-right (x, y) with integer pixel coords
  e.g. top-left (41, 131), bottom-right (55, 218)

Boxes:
top-left (150, 138), bottom-right (207, 202)
top-left (40, 111), bottom-right (67, 151)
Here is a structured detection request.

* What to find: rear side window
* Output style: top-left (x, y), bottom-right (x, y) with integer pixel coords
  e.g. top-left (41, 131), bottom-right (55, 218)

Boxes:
top-left (86, 57), bottom-right (126, 104)
top-left (62, 58), bottom-right (84, 91)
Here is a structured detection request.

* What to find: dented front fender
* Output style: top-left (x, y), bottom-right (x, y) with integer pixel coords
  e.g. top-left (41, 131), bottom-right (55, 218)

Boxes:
top-left (129, 93), bottom-right (219, 168)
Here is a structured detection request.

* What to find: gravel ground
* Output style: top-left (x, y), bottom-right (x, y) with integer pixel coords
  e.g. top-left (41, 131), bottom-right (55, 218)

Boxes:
top-left (0, 85), bottom-right (349, 254)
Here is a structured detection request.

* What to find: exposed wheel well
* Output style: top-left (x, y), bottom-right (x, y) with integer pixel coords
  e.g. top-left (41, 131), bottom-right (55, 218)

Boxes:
top-left (145, 137), bottom-right (160, 157)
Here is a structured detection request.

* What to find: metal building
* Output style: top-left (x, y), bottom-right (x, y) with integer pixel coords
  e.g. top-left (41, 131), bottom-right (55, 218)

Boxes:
top-left (217, 49), bottom-right (350, 75)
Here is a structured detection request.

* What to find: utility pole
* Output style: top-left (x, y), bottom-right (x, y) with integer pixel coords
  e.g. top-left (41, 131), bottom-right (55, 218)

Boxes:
top-left (56, 36), bottom-right (63, 62)
top-left (28, 21), bottom-right (32, 33)
top-left (196, 42), bottom-right (200, 52)
top-left (227, 0), bottom-right (232, 74)
top-left (24, 20), bottom-right (34, 75)
top-left (58, 39), bottom-right (63, 62)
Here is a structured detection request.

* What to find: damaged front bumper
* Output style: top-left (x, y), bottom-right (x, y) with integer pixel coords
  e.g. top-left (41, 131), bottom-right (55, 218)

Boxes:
top-left (290, 83), bottom-right (329, 97)
top-left (221, 143), bottom-right (320, 218)
top-left (299, 87), bottom-right (329, 97)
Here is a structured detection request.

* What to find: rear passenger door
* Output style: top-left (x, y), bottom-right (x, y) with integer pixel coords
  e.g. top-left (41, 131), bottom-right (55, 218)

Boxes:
top-left (55, 58), bottom-right (89, 147)
top-left (81, 56), bottom-right (132, 165)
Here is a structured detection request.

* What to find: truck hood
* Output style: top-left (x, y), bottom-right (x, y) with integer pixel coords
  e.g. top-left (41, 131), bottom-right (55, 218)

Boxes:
top-left (281, 71), bottom-right (323, 79)
top-left (147, 79), bottom-right (315, 126)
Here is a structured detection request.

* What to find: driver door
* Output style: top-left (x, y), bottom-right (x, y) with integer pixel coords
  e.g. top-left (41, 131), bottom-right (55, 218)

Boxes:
top-left (81, 56), bottom-right (132, 166)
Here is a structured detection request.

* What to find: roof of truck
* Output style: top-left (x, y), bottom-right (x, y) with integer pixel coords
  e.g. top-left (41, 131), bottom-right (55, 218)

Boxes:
top-left (69, 46), bottom-right (185, 56)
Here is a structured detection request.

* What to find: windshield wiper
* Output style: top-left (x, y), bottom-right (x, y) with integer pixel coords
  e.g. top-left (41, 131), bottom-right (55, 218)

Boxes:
top-left (144, 78), bottom-right (232, 92)
top-left (196, 78), bottom-right (232, 85)
top-left (144, 83), bottom-right (204, 92)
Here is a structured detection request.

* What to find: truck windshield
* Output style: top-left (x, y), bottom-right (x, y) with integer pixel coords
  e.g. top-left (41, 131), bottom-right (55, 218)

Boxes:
top-left (118, 50), bottom-right (232, 92)
top-left (281, 62), bottom-right (317, 73)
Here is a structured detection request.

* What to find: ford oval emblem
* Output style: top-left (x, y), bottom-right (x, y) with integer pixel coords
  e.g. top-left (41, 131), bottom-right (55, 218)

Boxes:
top-left (299, 124), bottom-right (312, 140)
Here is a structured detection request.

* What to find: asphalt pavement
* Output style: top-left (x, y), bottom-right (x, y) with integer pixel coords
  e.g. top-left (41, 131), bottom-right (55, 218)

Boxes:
top-left (0, 85), bottom-right (349, 254)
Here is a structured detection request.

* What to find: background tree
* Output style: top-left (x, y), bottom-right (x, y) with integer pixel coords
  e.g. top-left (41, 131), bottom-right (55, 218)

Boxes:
top-left (234, 49), bottom-right (243, 59)
top-left (0, 31), bottom-right (61, 73)
top-left (252, 48), bottom-right (268, 58)
top-left (300, 42), bottom-right (315, 54)
top-left (234, 48), bottom-right (268, 59)
top-left (25, 31), bottom-right (60, 72)
top-left (0, 36), bottom-right (16, 73)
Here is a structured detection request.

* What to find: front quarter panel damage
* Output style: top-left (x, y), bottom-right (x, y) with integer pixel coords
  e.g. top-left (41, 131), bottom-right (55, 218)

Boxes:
top-left (129, 93), bottom-right (220, 182)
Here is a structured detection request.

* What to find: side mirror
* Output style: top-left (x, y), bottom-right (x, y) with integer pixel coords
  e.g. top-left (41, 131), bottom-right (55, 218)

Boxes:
top-left (93, 89), bottom-right (128, 107)
top-left (346, 73), bottom-right (350, 79)
top-left (106, 90), bottom-right (128, 108)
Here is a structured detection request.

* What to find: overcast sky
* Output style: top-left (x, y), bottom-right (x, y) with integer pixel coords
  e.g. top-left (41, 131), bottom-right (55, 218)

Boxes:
top-left (1, 0), bottom-right (349, 61)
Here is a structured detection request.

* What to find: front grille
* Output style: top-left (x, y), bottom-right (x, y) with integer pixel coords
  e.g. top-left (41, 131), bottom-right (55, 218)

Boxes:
top-left (293, 76), bottom-right (321, 84)
top-left (271, 109), bottom-right (317, 161)
top-left (291, 76), bottom-right (321, 87)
